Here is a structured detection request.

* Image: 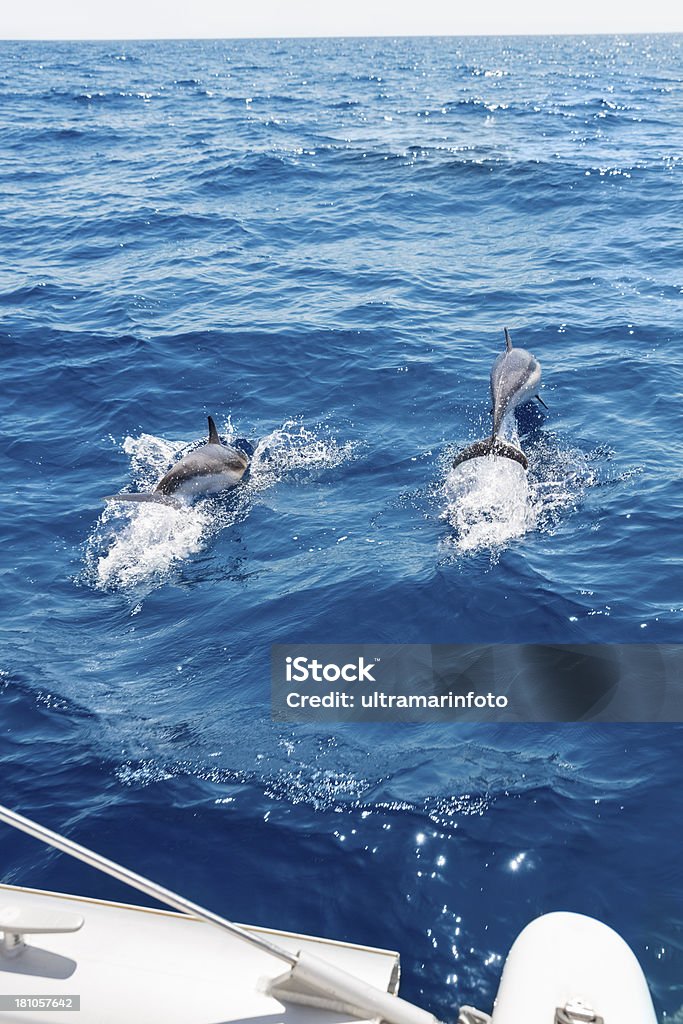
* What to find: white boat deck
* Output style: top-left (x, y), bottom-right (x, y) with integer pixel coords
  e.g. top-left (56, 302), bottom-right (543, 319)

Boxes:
top-left (0, 883), bottom-right (399, 1024)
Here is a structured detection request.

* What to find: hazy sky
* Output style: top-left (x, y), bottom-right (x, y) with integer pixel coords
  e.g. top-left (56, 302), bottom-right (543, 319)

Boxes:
top-left (2, 0), bottom-right (682, 40)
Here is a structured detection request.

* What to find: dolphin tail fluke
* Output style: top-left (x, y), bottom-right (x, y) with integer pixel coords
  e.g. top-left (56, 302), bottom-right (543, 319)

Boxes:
top-left (207, 416), bottom-right (221, 444)
top-left (453, 436), bottom-right (528, 470)
top-left (504, 327), bottom-right (513, 352)
top-left (103, 492), bottom-right (181, 507)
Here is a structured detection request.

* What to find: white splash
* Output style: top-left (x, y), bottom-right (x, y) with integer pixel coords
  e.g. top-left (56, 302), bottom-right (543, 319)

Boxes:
top-left (84, 419), bottom-right (355, 591)
top-left (248, 420), bottom-right (356, 490)
top-left (442, 415), bottom-right (597, 555)
top-left (89, 500), bottom-right (212, 590)
top-left (444, 455), bottom-right (532, 553)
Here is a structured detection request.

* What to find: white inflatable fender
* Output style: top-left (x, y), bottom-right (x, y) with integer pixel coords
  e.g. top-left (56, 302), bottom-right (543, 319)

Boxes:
top-left (490, 912), bottom-right (657, 1023)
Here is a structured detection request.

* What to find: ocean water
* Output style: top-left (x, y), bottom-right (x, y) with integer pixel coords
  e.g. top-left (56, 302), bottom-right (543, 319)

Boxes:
top-left (2, 34), bottom-right (683, 1018)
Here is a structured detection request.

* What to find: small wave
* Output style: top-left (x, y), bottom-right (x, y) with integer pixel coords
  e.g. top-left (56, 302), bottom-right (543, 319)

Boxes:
top-left (448, 96), bottom-right (511, 114)
top-left (104, 52), bottom-right (142, 63)
top-left (264, 767), bottom-right (368, 810)
top-left (82, 419), bottom-right (355, 592)
top-left (465, 65), bottom-right (509, 78)
top-left (45, 87), bottom-right (158, 104)
top-left (113, 754), bottom-right (373, 813)
top-left (557, 95), bottom-right (635, 115)
top-left (35, 126), bottom-right (86, 141)
top-left (112, 735), bottom-right (577, 819)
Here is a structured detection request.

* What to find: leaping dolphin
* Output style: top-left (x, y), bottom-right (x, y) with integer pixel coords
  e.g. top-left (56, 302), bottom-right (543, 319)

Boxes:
top-left (453, 328), bottom-right (545, 471)
top-left (104, 417), bottom-right (251, 506)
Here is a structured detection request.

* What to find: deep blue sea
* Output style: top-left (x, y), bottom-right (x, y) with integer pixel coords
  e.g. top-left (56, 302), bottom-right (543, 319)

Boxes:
top-left (2, 34), bottom-right (683, 1019)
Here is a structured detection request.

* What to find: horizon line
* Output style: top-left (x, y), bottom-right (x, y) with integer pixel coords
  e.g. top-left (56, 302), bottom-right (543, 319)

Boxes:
top-left (1, 29), bottom-right (682, 43)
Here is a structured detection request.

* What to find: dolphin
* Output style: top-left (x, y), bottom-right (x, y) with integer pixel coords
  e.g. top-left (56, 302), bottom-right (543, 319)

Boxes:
top-left (104, 417), bottom-right (251, 506)
top-left (453, 328), bottom-right (545, 471)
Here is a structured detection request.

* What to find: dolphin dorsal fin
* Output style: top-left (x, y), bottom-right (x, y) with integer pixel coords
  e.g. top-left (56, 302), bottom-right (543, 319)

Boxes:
top-left (504, 327), bottom-right (513, 352)
top-left (207, 416), bottom-right (221, 444)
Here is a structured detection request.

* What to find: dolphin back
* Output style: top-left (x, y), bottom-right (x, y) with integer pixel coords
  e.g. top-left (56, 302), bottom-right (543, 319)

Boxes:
top-left (490, 348), bottom-right (541, 435)
top-left (155, 445), bottom-right (249, 496)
